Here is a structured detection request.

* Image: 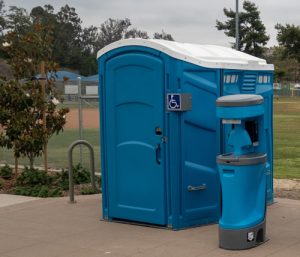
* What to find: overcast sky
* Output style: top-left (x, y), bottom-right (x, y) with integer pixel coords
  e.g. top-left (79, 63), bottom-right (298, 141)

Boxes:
top-left (6, 0), bottom-right (300, 47)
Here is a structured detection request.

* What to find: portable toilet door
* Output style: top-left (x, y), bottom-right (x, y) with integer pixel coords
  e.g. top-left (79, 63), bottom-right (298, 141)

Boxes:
top-left (99, 47), bottom-right (167, 225)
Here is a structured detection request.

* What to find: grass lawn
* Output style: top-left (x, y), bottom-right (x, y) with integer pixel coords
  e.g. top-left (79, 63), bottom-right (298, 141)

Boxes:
top-left (59, 101), bottom-right (99, 109)
top-left (0, 129), bottom-right (101, 172)
top-left (273, 97), bottom-right (300, 178)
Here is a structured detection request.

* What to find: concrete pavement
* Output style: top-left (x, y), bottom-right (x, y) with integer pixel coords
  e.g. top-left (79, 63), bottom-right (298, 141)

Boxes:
top-left (0, 195), bottom-right (299, 257)
top-left (0, 194), bottom-right (39, 208)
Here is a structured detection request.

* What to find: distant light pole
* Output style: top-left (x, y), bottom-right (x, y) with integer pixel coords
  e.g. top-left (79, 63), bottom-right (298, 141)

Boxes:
top-left (235, 0), bottom-right (239, 50)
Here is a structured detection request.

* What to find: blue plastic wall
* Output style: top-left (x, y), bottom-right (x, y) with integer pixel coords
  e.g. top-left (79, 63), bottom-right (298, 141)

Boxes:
top-left (222, 70), bottom-right (273, 203)
top-left (218, 162), bottom-right (266, 229)
top-left (98, 45), bottom-right (273, 230)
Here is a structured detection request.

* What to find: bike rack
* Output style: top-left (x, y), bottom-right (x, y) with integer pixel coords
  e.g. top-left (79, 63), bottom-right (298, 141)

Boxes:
top-left (67, 140), bottom-right (96, 203)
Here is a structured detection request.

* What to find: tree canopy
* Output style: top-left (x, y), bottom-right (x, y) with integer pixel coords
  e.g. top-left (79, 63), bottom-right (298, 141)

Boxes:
top-left (216, 0), bottom-right (269, 57)
top-left (0, 0), bottom-right (6, 36)
top-left (0, 10), bottom-right (69, 171)
top-left (153, 30), bottom-right (174, 41)
top-left (0, 2), bottom-right (174, 76)
top-left (275, 24), bottom-right (300, 63)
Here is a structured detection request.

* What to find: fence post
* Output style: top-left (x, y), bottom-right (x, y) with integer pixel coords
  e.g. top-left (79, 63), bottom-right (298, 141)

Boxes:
top-left (78, 77), bottom-right (83, 164)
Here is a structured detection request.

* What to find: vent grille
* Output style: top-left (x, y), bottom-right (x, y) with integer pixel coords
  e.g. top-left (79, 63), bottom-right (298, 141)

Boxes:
top-left (241, 74), bottom-right (256, 93)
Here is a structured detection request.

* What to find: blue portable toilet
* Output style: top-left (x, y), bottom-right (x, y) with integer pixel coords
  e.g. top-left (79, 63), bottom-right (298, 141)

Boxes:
top-left (97, 39), bottom-right (274, 230)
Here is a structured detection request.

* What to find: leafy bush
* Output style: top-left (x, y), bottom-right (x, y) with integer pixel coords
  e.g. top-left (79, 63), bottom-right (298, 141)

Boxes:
top-left (16, 167), bottom-right (52, 186)
top-left (37, 185), bottom-right (49, 198)
top-left (48, 187), bottom-right (63, 197)
top-left (0, 164), bottom-right (13, 180)
top-left (11, 164), bottom-right (98, 198)
top-left (80, 185), bottom-right (98, 195)
top-left (57, 169), bottom-right (69, 190)
top-left (55, 165), bottom-right (93, 190)
top-left (72, 164), bottom-right (91, 184)
top-left (13, 185), bottom-right (63, 198)
top-left (14, 167), bottom-right (61, 197)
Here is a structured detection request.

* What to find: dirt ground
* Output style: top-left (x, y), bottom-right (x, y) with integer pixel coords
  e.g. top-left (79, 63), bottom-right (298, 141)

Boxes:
top-left (65, 108), bottom-right (99, 129)
top-left (274, 179), bottom-right (300, 200)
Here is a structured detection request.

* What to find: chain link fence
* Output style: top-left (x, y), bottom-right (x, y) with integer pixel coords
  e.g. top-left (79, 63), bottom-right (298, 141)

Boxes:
top-left (273, 83), bottom-right (300, 97)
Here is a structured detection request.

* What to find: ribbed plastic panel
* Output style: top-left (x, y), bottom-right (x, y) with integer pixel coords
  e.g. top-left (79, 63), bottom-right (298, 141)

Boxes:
top-left (241, 74), bottom-right (256, 93)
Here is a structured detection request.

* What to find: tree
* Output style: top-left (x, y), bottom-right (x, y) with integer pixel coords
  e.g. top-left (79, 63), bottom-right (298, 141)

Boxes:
top-left (0, 0), bottom-right (6, 58)
top-left (6, 6), bottom-right (31, 35)
top-left (0, 0), bottom-right (5, 36)
top-left (153, 30), bottom-right (174, 41)
top-left (81, 25), bottom-right (99, 54)
top-left (2, 2), bottom-right (176, 76)
top-left (275, 24), bottom-right (300, 63)
top-left (216, 0), bottom-right (269, 57)
top-left (0, 78), bottom-right (68, 171)
top-left (97, 18), bottom-right (131, 49)
top-left (30, 5), bottom-right (56, 27)
top-left (30, 5), bottom-right (85, 72)
top-left (1, 12), bottom-right (69, 172)
top-left (54, 5), bottom-right (83, 70)
top-left (265, 46), bottom-right (300, 83)
top-left (125, 28), bottom-right (149, 39)
top-left (79, 25), bottom-right (99, 75)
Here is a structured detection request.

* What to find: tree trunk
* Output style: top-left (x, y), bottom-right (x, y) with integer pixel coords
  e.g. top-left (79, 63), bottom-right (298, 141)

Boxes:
top-left (44, 141), bottom-right (48, 172)
top-left (14, 156), bottom-right (18, 175)
top-left (29, 156), bottom-right (34, 170)
top-left (29, 158), bottom-right (33, 170)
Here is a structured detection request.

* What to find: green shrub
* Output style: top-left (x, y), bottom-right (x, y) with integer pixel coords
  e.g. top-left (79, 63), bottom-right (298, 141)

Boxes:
top-left (11, 164), bottom-right (95, 198)
top-left (57, 169), bottom-right (69, 190)
top-left (57, 164), bottom-right (93, 190)
top-left (14, 167), bottom-right (62, 197)
top-left (16, 167), bottom-right (52, 186)
top-left (13, 185), bottom-right (63, 198)
top-left (49, 187), bottom-right (63, 197)
top-left (0, 164), bottom-right (13, 180)
top-left (13, 186), bottom-right (33, 196)
top-left (37, 185), bottom-right (49, 198)
top-left (72, 164), bottom-right (91, 184)
top-left (80, 185), bottom-right (98, 195)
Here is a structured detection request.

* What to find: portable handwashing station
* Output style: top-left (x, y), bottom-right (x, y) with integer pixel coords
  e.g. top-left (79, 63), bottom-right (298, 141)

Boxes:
top-left (216, 94), bottom-right (267, 249)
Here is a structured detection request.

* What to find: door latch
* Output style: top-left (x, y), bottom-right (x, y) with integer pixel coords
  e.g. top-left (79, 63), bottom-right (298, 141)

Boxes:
top-left (187, 184), bottom-right (207, 191)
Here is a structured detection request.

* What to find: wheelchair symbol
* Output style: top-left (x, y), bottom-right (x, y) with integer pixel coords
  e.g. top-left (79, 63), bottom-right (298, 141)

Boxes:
top-left (168, 94), bottom-right (180, 110)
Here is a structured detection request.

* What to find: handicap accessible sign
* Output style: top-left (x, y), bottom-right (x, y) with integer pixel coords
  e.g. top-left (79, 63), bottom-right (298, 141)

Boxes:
top-left (167, 94), bottom-right (181, 110)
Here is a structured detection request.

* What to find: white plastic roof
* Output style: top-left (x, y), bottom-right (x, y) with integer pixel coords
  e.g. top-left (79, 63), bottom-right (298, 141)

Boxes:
top-left (97, 39), bottom-right (274, 71)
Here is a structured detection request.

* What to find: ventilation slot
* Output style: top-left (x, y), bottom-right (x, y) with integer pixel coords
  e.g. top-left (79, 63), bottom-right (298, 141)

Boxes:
top-left (241, 74), bottom-right (256, 93)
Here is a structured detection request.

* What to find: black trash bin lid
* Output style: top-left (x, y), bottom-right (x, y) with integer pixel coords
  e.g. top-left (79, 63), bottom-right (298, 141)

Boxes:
top-left (217, 153), bottom-right (267, 166)
top-left (216, 94), bottom-right (264, 107)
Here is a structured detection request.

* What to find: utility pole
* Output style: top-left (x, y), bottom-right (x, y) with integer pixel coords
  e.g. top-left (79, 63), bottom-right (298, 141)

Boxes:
top-left (235, 0), bottom-right (239, 50)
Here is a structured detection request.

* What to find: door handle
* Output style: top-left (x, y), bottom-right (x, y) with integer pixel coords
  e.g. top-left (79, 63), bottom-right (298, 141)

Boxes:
top-left (155, 143), bottom-right (161, 165)
top-left (187, 184), bottom-right (207, 191)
